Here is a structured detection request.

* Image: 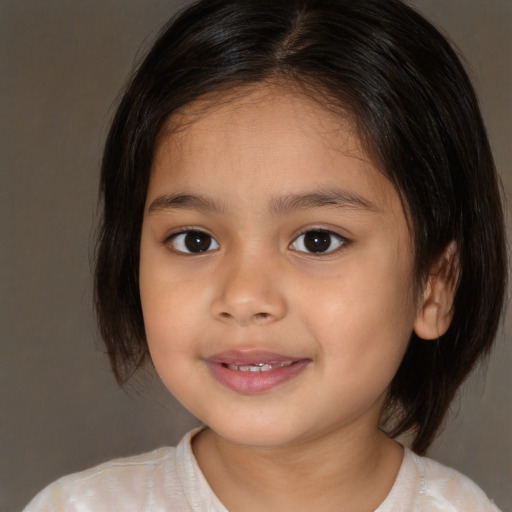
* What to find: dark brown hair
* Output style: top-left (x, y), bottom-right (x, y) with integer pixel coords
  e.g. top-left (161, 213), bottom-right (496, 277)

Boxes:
top-left (95, 0), bottom-right (507, 454)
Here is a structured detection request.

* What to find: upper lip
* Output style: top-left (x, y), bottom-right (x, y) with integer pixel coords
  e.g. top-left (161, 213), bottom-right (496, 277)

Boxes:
top-left (206, 350), bottom-right (306, 366)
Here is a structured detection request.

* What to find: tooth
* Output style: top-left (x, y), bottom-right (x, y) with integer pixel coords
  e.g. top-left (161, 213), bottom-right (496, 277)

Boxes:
top-left (224, 361), bottom-right (295, 372)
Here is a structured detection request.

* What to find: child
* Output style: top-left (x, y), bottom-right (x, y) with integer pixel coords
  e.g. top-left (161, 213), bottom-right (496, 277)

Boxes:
top-left (24, 0), bottom-right (507, 510)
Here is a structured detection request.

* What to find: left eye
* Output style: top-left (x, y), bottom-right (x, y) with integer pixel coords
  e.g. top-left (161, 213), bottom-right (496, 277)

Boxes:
top-left (169, 230), bottom-right (220, 254)
top-left (291, 230), bottom-right (346, 254)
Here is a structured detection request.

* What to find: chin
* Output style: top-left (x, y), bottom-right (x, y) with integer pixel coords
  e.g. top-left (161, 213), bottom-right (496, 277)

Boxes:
top-left (201, 413), bottom-right (301, 449)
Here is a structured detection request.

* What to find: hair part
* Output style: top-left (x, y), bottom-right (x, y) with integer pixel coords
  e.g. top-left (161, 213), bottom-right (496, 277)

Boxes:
top-left (95, 0), bottom-right (507, 454)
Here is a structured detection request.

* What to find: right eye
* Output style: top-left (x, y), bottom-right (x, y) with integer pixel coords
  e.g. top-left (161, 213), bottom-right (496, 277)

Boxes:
top-left (168, 230), bottom-right (220, 254)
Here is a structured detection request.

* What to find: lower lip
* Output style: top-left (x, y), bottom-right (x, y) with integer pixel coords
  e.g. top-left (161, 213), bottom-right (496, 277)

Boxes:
top-left (206, 360), bottom-right (310, 393)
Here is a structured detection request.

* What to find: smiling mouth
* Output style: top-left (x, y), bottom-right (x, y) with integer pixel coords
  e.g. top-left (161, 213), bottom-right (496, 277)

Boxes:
top-left (223, 361), bottom-right (295, 372)
top-left (206, 353), bottom-right (310, 393)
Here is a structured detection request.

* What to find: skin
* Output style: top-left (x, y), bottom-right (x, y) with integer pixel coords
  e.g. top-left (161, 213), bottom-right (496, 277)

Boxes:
top-left (139, 84), bottom-right (453, 511)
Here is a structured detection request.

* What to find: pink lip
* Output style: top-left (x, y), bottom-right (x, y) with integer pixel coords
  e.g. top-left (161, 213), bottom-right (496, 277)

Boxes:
top-left (205, 350), bottom-right (311, 393)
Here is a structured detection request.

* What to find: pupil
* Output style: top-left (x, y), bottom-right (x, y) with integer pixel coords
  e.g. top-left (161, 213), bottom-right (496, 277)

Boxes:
top-left (185, 231), bottom-right (211, 252)
top-left (304, 231), bottom-right (331, 252)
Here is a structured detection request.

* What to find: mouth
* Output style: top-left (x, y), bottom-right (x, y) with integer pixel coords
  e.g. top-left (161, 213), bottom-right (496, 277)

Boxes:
top-left (223, 360), bottom-right (295, 372)
top-left (205, 351), bottom-right (310, 393)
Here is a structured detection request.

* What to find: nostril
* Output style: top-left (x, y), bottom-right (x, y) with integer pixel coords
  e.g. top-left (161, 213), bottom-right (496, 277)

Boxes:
top-left (216, 311), bottom-right (271, 323)
top-left (254, 312), bottom-right (271, 321)
top-left (211, 290), bottom-right (287, 324)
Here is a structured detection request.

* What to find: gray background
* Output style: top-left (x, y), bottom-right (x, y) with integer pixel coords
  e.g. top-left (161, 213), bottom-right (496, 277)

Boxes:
top-left (1, 1), bottom-right (510, 511)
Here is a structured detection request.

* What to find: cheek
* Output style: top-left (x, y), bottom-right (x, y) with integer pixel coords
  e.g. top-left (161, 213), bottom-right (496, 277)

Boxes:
top-left (139, 276), bottom-right (208, 400)
top-left (139, 245), bottom-right (207, 357)
top-left (311, 266), bottom-right (414, 420)
top-left (140, 278), bottom-right (205, 351)
top-left (306, 249), bottom-right (416, 368)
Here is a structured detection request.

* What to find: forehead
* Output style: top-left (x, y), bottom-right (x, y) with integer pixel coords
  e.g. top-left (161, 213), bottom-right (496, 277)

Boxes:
top-left (156, 83), bottom-right (359, 167)
top-left (150, 83), bottom-right (401, 213)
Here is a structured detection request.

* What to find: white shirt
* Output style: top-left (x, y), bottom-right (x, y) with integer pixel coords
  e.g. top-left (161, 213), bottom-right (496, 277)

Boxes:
top-left (24, 429), bottom-right (502, 511)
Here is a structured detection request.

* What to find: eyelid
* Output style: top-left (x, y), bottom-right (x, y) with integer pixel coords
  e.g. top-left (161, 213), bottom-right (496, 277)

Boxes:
top-left (289, 228), bottom-right (349, 255)
top-left (162, 225), bottom-right (211, 241)
top-left (164, 227), bottom-right (220, 254)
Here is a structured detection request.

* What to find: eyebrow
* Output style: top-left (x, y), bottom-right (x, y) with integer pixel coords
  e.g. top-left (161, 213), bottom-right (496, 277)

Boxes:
top-left (147, 189), bottom-right (378, 215)
top-left (148, 193), bottom-right (227, 214)
top-left (269, 190), bottom-right (379, 214)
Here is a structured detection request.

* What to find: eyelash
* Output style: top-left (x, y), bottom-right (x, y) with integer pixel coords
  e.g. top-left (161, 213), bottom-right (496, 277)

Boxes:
top-left (165, 229), bottom-right (219, 254)
top-left (164, 228), bottom-right (349, 255)
top-left (290, 229), bottom-right (348, 255)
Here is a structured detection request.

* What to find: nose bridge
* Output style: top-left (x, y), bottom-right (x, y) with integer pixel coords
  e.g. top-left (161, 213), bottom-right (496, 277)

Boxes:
top-left (211, 246), bottom-right (287, 325)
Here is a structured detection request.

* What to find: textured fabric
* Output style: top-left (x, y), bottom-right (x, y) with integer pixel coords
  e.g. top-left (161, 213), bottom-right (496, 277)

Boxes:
top-left (24, 429), bottom-right (501, 512)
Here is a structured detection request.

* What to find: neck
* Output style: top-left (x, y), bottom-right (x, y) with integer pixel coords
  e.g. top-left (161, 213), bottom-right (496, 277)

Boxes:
top-left (192, 424), bottom-right (403, 512)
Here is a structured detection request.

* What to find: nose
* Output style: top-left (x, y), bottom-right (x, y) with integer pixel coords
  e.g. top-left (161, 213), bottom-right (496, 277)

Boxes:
top-left (210, 252), bottom-right (288, 326)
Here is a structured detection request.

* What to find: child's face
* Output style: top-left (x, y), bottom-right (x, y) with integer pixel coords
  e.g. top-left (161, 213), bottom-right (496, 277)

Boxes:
top-left (139, 85), bottom-right (420, 449)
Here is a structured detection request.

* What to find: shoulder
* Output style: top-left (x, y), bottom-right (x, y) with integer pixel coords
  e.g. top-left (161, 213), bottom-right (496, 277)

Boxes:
top-left (378, 447), bottom-right (502, 512)
top-left (409, 450), bottom-right (502, 512)
top-left (23, 446), bottom-right (181, 512)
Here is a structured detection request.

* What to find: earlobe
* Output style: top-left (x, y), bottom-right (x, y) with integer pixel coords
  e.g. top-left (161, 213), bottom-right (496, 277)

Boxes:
top-left (413, 242), bottom-right (459, 340)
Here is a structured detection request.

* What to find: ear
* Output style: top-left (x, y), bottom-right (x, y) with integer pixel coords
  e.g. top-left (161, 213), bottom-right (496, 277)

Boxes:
top-left (414, 242), bottom-right (459, 340)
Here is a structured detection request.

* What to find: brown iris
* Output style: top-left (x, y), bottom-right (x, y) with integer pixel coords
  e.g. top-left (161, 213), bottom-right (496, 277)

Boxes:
top-left (183, 231), bottom-right (214, 252)
top-left (303, 231), bottom-right (332, 253)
